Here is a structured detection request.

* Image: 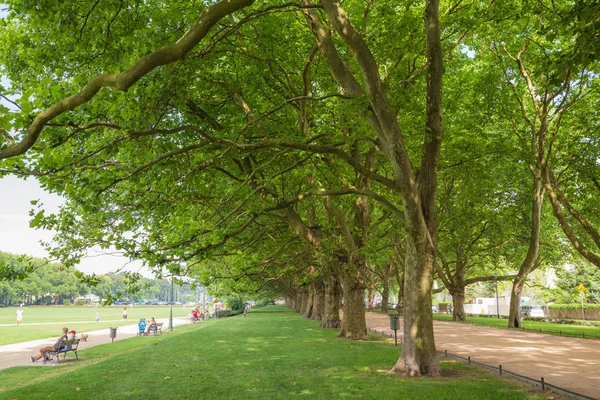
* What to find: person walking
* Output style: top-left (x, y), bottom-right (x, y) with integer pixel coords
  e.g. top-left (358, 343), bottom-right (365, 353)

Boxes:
top-left (16, 307), bottom-right (23, 326)
top-left (122, 307), bottom-right (128, 320)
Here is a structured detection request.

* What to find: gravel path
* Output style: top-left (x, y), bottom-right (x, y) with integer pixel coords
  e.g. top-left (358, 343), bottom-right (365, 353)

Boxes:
top-left (365, 312), bottom-right (600, 399)
top-left (0, 316), bottom-right (192, 370)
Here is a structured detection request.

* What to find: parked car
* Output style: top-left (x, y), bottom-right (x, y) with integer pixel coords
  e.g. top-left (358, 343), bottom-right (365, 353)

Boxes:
top-left (520, 305), bottom-right (544, 317)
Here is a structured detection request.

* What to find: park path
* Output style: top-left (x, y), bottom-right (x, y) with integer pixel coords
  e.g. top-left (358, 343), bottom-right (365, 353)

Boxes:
top-left (0, 316), bottom-right (191, 371)
top-left (365, 312), bottom-right (600, 399)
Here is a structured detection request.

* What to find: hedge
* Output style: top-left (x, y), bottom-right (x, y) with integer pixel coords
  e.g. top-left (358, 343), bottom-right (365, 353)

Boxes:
top-left (548, 304), bottom-right (600, 311)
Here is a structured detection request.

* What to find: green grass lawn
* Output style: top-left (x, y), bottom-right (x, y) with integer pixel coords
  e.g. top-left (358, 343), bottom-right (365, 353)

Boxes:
top-left (432, 314), bottom-right (600, 339)
top-left (0, 306), bottom-right (545, 400)
top-left (0, 306), bottom-right (192, 346)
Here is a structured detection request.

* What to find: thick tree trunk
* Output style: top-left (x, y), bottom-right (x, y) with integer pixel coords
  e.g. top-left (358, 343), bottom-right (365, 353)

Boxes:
top-left (320, 275), bottom-right (341, 328)
top-left (391, 236), bottom-right (440, 377)
top-left (303, 285), bottom-right (314, 319)
top-left (367, 284), bottom-right (374, 311)
top-left (508, 277), bottom-right (525, 328)
top-left (311, 280), bottom-right (325, 321)
top-left (339, 273), bottom-right (367, 339)
top-left (451, 289), bottom-right (467, 322)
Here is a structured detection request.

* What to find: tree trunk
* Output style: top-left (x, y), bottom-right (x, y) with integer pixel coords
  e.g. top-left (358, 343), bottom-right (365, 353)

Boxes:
top-left (397, 273), bottom-right (404, 315)
top-left (508, 166), bottom-right (544, 328)
top-left (381, 272), bottom-right (390, 314)
top-left (311, 280), bottom-right (325, 321)
top-left (294, 292), bottom-right (302, 313)
top-left (451, 288), bottom-right (467, 322)
top-left (367, 284), bottom-right (374, 311)
top-left (339, 272), bottom-right (367, 339)
top-left (508, 276), bottom-right (526, 328)
top-left (303, 285), bottom-right (314, 319)
top-left (320, 275), bottom-right (341, 328)
top-left (391, 235), bottom-right (440, 377)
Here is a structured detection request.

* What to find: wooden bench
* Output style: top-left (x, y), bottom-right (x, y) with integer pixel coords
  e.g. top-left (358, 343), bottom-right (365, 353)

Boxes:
top-left (44, 339), bottom-right (81, 363)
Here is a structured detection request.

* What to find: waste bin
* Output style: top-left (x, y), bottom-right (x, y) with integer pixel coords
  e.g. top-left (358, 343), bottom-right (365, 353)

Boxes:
top-left (389, 314), bottom-right (400, 330)
top-left (109, 327), bottom-right (118, 343)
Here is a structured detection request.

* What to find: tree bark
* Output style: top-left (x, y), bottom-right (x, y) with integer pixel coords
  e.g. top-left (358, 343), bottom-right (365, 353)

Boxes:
top-left (391, 233), bottom-right (440, 376)
top-left (451, 289), bottom-right (467, 322)
top-left (339, 272), bottom-right (367, 339)
top-left (381, 271), bottom-right (390, 314)
top-left (367, 284), bottom-right (375, 311)
top-left (320, 274), bottom-right (341, 328)
top-left (303, 285), bottom-right (314, 319)
top-left (311, 280), bottom-right (325, 321)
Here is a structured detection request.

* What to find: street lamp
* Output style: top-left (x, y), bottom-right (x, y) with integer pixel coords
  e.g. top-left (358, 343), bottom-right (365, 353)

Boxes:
top-left (168, 273), bottom-right (174, 332)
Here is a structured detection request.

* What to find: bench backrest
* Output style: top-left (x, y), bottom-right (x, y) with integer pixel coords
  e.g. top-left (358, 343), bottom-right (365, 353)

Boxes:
top-left (58, 339), bottom-right (80, 352)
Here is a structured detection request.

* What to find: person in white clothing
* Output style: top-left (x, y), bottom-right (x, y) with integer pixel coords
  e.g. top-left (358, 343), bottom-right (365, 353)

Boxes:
top-left (16, 307), bottom-right (23, 326)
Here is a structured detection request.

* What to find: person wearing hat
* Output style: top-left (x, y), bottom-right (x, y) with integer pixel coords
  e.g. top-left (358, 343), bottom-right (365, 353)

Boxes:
top-left (68, 330), bottom-right (77, 340)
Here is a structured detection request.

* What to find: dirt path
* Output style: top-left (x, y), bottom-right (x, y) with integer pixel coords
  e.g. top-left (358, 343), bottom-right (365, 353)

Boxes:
top-left (365, 312), bottom-right (600, 399)
top-left (0, 316), bottom-right (192, 371)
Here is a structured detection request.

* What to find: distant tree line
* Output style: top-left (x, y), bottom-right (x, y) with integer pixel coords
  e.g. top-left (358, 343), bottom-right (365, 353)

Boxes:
top-left (0, 252), bottom-right (203, 306)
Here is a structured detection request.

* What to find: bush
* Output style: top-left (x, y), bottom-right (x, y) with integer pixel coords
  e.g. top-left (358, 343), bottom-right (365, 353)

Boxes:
top-left (522, 316), bottom-right (600, 326)
top-left (255, 299), bottom-right (276, 308)
top-left (75, 300), bottom-right (86, 306)
top-left (224, 294), bottom-right (245, 313)
top-left (548, 303), bottom-right (600, 311)
top-left (216, 309), bottom-right (244, 318)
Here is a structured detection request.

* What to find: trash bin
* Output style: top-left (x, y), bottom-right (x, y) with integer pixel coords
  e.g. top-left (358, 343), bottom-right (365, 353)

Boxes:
top-left (389, 314), bottom-right (400, 331)
top-left (109, 327), bottom-right (118, 343)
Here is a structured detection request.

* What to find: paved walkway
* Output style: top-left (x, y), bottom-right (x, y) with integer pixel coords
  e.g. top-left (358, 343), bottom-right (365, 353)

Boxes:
top-left (0, 317), bottom-right (191, 370)
top-left (365, 312), bottom-right (600, 399)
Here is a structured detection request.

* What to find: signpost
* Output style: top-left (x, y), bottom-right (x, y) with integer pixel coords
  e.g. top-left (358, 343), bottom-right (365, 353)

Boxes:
top-left (578, 283), bottom-right (586, 320)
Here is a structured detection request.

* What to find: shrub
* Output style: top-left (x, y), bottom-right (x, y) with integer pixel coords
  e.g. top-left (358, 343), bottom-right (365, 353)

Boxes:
top-left (548, 303), bottom-right (600, 311)
top-left (215, 309), bottom-right (244, 318)
top-left (522, 316), bottom-right (600, 326)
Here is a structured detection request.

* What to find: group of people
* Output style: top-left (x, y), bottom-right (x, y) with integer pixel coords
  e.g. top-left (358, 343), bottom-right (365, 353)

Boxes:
top-left (190, 307), bottom-right (205, 323)
top-left (30, 327), bottom-right (76, 363)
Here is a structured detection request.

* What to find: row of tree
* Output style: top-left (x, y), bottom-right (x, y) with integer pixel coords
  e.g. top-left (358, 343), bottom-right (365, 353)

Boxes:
top-left (0, 0), bottom-right (598, 377)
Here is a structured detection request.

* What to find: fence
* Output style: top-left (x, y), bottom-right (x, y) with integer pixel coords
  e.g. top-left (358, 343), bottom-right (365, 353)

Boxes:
top-left (439, 349), bottom-right (598, 400)
top-left (366, 328), bottom-right (598, 400)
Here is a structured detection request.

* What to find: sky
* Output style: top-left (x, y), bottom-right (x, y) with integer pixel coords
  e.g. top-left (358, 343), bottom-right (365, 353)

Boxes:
top-left (0, 175), bottom-right (149, 277)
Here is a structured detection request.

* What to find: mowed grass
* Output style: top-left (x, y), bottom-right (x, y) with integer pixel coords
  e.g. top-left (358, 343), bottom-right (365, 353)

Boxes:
top-left (0, 306), bottom-right (545, 400)
top-left (0, 306), bottom-right (191, 346)
top-left (432, 313), bottom-right (600, 339)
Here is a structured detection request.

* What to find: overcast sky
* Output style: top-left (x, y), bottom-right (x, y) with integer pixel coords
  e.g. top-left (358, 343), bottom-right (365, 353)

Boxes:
top-left (0, 175), bottom-right (149, 277)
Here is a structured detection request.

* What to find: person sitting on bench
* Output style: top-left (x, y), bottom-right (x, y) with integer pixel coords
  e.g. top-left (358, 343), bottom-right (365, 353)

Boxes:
top-left (30, 327), bottom-right (68, 362)
top-left (146, 317), bottom-right (157, 334)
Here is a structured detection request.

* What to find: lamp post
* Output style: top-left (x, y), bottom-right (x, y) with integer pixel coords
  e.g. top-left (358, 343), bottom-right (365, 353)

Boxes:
top-left (168, 274), bottom-right (174, 332)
